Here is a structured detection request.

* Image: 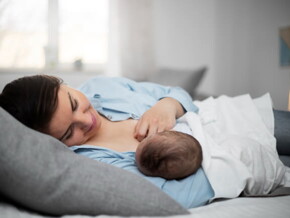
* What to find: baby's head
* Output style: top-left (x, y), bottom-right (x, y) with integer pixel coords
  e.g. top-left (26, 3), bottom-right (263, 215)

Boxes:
top-left (135, 130), bottom-right (202, 180)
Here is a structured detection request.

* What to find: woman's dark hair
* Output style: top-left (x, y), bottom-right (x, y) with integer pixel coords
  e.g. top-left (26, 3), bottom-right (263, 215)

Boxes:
top-left (0, 75), bottom-right (63, 132)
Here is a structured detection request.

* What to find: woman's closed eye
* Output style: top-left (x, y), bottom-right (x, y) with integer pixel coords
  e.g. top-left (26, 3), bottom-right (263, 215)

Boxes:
top-left (68, 92), bottom-right (79, 111)
top-left (59, 92), bottom-right (78, 142)
top-left (72, 98), bottom-right (78, 111)
top-left (64, 124), bottom-right (75, 141)
top-left (60, 123), bottom-right (75, 142)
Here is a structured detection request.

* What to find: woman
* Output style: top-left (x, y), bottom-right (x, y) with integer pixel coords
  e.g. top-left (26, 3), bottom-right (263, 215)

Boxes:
top-left (0, 74), bottom-right (214, 209)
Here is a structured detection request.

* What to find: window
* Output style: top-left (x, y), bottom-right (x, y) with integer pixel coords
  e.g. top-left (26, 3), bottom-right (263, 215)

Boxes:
top-left (0, 0), bottom-right (108, 72)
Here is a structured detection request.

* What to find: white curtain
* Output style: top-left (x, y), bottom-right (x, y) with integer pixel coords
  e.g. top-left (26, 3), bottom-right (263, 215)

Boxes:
top-left (107, 0), bottom-right (156, 80)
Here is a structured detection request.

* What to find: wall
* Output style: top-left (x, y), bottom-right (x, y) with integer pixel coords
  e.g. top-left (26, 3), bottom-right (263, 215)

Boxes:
top-left (1, 0), bottom-right (290, 110)
top-left (214, 0), bottom-right (290, 110)
top-left (153, 0), bottom-right (216, 96)
top-left (153, 0), bottom-right (290, 110)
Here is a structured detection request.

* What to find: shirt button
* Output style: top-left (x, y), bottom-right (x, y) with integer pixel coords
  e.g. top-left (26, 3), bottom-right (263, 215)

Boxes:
top-left (107, 115), bottom-right (112, 119)
top-left (94, 94), bottom-right (101, 98)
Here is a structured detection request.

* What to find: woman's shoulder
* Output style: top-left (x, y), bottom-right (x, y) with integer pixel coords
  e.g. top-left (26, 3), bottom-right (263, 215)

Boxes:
top-left (78, 76), bottom-right (135, 91)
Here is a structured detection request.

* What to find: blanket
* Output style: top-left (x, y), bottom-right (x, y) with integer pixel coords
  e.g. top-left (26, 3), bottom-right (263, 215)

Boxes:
top-left (179, 94), bottom-right (290, 199)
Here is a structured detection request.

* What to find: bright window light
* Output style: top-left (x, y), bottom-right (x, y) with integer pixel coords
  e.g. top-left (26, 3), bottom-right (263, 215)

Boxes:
top-left (0, 0), bottom-right (108, 72)
top-left (59, 0), bottom-right (108, 70)
top-left (0, 0), bottom-right (47, 68)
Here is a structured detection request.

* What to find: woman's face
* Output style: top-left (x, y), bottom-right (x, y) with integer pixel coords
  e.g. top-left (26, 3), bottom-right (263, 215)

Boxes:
top-left (47, 85), bottom-right (102, 147)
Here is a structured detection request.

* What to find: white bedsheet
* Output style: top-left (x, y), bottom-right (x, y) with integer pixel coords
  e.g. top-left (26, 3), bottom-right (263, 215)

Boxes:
top-left (178, 94), bottom-right (289, 199)
top-left (83, 196), bottom-right (290, 218)
top-left (186, 196), bottom-right (290, 218)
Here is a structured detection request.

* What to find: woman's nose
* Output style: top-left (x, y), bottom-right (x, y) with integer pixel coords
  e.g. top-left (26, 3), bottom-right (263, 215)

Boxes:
top-left (74, 111), bottom-right (91, 129)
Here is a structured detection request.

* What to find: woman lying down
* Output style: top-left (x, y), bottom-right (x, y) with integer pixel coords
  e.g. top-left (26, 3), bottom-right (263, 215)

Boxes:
top-left (0, 75), bottom-right (289, 209)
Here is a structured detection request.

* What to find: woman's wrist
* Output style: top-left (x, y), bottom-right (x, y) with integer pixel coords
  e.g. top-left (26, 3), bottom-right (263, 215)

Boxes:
top-left (159, 97), bottom-right (185, 119)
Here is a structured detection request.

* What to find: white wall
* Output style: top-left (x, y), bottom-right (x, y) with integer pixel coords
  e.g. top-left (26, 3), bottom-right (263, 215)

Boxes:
top-left (1, 0), bottom-right (290, 110)
top-left (214, 0), bottom-right (290, 110)
top-left (153, 0), bottom-right (216, 95)
top-left (153, 0), bottom-right (290, 110)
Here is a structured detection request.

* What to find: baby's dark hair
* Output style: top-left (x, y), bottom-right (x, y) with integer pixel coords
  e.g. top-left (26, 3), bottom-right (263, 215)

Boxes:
top-left (136, 131), bottom-right (202, 180)
top-left (0, 75), bottom-right (63, 132)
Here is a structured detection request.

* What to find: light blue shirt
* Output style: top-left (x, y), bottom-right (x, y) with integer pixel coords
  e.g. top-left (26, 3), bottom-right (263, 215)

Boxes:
top-left (78, 76), bottom-right (198, 121)
top-left (71, 145), bottom-right (214, 209)
top-left (73, 76), bottom-right (214, 208)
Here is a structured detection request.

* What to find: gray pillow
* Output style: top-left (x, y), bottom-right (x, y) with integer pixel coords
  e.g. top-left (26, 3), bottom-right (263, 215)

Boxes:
top-left (0, 107), bottom-right (188, 216)
top-left (150, 66), bottom-right (207, 97)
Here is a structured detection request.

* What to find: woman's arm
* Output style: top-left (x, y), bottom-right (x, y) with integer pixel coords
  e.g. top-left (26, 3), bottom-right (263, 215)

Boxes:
top-left (127, 79), bottom-right (197, 141)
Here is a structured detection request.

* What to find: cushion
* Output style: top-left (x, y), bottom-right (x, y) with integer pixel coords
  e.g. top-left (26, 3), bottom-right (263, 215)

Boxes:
top-left (274, 109), bottom-right (290, 156)
top-left (0, 107), bottom-right (189, 216)
top-left (149, 66), bottom-right (207, 97)
top-left (279, 155), bottom-right (290, 167)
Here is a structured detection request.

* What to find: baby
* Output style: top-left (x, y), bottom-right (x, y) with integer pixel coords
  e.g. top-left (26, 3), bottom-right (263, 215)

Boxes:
top-left (135, 130), bottom-right (203, 180)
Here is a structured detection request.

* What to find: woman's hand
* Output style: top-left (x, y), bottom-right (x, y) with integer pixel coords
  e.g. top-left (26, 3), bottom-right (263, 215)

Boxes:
top-left (134, 97), bottom-right (185, 142)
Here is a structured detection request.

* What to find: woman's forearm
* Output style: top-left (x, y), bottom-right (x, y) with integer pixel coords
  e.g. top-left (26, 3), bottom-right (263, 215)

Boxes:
top-left (158, 97), bottom-right (186, 119)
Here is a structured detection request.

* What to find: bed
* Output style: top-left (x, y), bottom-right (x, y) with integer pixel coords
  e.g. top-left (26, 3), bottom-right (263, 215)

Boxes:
top-left (1, 104), bottom-right (290, 218)
top-left (1, 68), bottom-right (290, 218)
